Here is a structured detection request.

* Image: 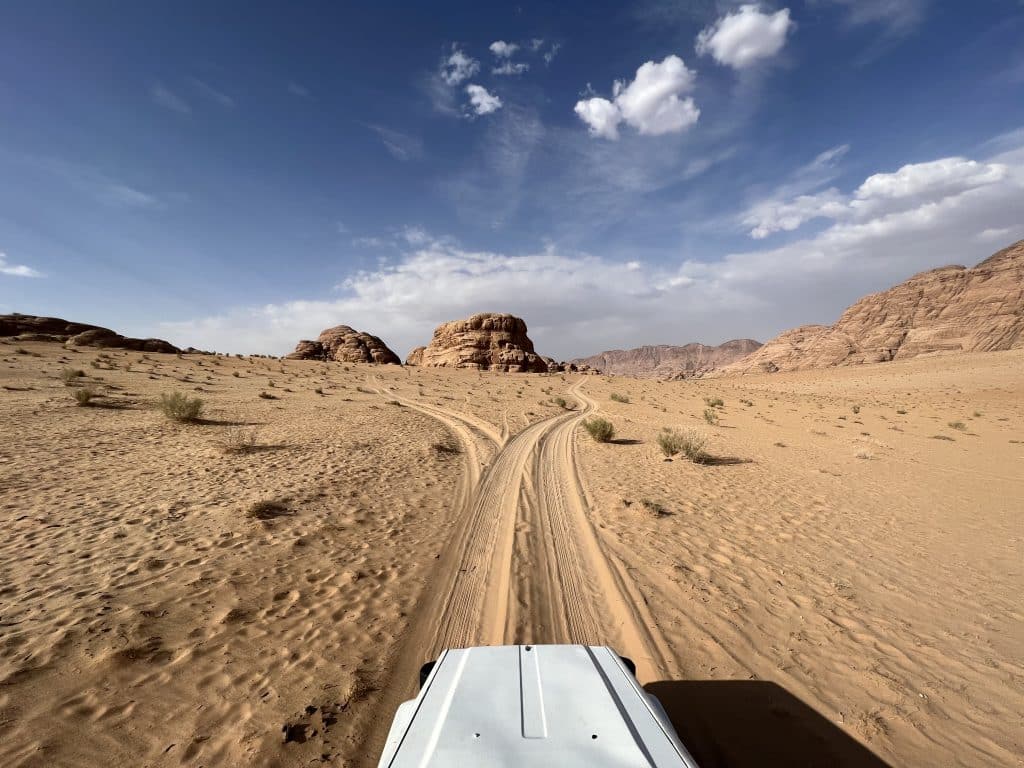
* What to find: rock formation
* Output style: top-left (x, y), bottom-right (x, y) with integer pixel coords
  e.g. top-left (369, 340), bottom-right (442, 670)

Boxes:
top-left (720, 240), bottom-right (1024, 375)
top-left (408, 313), bottom-right (549, 372)
top-left (284, 325), bottom-right (400, 364)
top-left (573, 339), bottom-right (762, 379)
top-left (0, 314), bottom-right (179, 353)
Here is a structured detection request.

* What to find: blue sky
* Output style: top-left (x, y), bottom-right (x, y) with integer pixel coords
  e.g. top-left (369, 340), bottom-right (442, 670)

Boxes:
top-left (2, 0), bottom-right (1023, 359)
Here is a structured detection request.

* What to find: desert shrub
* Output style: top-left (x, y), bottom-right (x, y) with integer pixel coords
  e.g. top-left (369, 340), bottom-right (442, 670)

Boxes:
top-left (60, 368), bottom-right (86, 385)
top-left (73, 387), bottom-right (97, 406)
top-left (704, 396), bottom-right (724, 408)
top-left (232, 371), bottom-right (241, 377)
top-left (610, 392), bottom-right (630, 403)
top-left (739, 399), bottom-right (753, 407)
top-left (221, 426), bottom-right (259, 454)
top-left (852, 404), bottom-right (861, 414)
top-left (931, 434), bottom-right (955, 441)
top-left (159, 391), bottom-right (204, 421)
top-left (552, 396), bottom-right (567, 408)
top-left (258, 391), bottom-right (278, 400)
top-left (641, 499), bottom-right (671, 518)
top-left (247, 499), bottom-right (290, 520)
top-left (896, 408), bottom-right (907, 415)
top-left (432, 441), bottom-right (460, 455)
top-left (656, 428), bottom-right (687, 457)
top-left (972, 411), bottom-right (982, 418)
top-left (855, 449), bottom-right (872, 460)
top-left (677, 428), bottom-right (708, 462)
top-left (948, 421), bottom-right (967, 431)
top-left (385, 400), bottom-right (402, 406)
top-left (703, 408), bottom-right (719, 425)
top-left (314, 387), bottom-right (324, 395)
top-left (583, 417), bottom-right (615, 443)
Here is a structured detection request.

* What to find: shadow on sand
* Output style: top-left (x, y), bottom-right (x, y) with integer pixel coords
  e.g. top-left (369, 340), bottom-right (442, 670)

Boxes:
top-left (644, 680), bottom-right (891, 768)
top-left (610, 438), bottom-right (644, 445)
top-left (699, 455), bottom-right (753, 466)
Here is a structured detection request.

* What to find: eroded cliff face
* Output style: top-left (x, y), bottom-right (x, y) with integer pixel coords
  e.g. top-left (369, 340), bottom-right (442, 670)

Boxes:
top-left (0, 314), bottom-right (180, 353)
top-left (573, 339), bottom-right (762, 379)
top-left (284, 325), bottom-right (400, 364)
top-left (409, 313), bottom-right (549, 372)
top-left (720, 240), bottom-right (1024, 375)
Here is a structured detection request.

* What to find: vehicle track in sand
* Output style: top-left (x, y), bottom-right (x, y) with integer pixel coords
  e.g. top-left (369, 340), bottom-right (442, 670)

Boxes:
top-left (353, 379), bottom-right (678, 765)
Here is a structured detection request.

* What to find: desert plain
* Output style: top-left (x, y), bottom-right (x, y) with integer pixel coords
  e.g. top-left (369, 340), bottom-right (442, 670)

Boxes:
top-left (0, 339), bottom-right (1021, 767)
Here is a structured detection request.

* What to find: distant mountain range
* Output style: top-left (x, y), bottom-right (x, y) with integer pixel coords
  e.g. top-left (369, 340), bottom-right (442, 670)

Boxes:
top-left (571, 339), bottom-right (763, 379)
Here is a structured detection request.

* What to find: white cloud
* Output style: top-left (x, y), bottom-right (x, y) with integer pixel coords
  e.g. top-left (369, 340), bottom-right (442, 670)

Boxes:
top-left (465, 84), bottom-right (503, 116)
top-left (574, 55), bottom-right (699, 140)
top-left (544, 43), bottom-right (561, 65)
top-left (0, 252), bottom-right (43, 278)
top-left (977, 227), bottom-right (1012, 243)
top-left (696, 5), bottom-right (794, 69)
top-left (287, 82), bottom-right (310, 98)
top-left (150, 83), bottom-right (191, 114)
top-left (489, 41), bottom-right (519, 58)
top-left (574, 97), bottom-right (622, 140)
top-left (743, 153), bottom-right (1014, 239)
top-left (530, 38), bottom-right (545, 51)
top-left (441, 46), bottom-right (480, 85)
top-left (493, 61), bottom-right (530, 76)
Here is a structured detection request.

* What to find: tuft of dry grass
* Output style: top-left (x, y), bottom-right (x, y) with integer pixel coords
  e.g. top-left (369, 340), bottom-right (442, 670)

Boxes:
top-left (159, 391), bottom-right (204, 422)
top-left (703, 396), bottom-right (724, 408)
top-left (60, 367), bottom-right (86, 385)
top-left (220, 426), bottom-right (260, 455)
top-left (703, 408), bottom-right (719, 425)
top-left (246, 499), bottom-right (290, 520)
top-left (73, 387), bottom-right (97, 406)
top-left (640, 499), bottom-right (672, 518)
top-left (610, 392), bottom-right (630, 403)
top-left (948, 421), bottom-right (967, 431)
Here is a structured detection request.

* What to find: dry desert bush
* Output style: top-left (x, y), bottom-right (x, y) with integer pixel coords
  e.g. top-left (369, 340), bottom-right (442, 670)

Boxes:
top-left (583, 417), bottom-right (615, 443)
top-left (73, 386), bottom-right (97, 406)
top-left (610, 392), bottom-right (630, 404)
top-left (159, 391), bottom-right (204, 422)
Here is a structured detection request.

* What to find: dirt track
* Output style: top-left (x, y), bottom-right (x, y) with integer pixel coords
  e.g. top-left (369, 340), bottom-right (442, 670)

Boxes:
top-left (354, 380), bottom-right (679, 764)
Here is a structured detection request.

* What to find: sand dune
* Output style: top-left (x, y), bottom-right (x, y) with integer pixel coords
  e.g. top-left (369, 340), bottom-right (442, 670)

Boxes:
top-left (1, 340), bottom-right (1021, 766)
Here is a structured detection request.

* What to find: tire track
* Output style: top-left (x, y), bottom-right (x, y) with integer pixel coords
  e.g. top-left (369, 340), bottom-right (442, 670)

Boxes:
top-left (354, 379), bottom-right (677, 765)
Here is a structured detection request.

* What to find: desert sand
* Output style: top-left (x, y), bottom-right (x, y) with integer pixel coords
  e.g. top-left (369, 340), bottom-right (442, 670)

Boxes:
top-left (0, 339), bottom-right (1021, 767)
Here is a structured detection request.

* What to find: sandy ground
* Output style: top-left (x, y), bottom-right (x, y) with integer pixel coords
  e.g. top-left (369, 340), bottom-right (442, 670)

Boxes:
top-left (0, 340), bottom-right (1021, 767)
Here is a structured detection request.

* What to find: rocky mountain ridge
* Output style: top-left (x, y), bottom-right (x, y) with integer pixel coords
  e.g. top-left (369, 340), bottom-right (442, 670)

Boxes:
top-left (0, 314), bottom-right (179, 353)
top-left (573, 339), bottom-right (762, 379)
top-left (719, 240), bottom-right (1024, 375)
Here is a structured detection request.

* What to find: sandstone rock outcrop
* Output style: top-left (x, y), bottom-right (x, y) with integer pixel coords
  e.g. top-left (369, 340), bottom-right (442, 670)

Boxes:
top-left (0, 314), bottom-right (180, 353)
top-left (411, 313), bottom-right (549, 372)
top-left (720, 240), bottom-right (1024, 375)
top-left (284, 325), bottom-right (400, 364)
top-left (573, 339), bottom-right (762, 379)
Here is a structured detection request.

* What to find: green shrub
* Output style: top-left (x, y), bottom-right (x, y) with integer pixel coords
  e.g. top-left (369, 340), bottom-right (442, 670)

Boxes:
top-left (552, 396), bottom-right (567, 408)
top-left (703, 396), bottom-right (724, 408)
top-left (610, 392), bottom-right (630, 403)
top-left (678, 428), bottom-right (709, 462)
top-left (583, 417), bottom-right (615, 443)
top-left (159, 391), bottom-right (204, 421)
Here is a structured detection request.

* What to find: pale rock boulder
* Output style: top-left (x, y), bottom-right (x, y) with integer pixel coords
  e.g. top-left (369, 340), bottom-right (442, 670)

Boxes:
top-left (413, 313), bottom-right (549, 373)
top-left (284, 325), bottom-right (400, 365)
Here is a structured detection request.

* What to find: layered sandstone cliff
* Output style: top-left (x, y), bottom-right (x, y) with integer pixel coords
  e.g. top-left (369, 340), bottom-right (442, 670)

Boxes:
top-left (720, 240), bottom-right (1024, 375)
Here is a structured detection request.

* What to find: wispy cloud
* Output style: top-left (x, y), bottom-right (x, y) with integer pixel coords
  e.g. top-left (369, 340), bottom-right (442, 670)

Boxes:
top-left (287, 81), bottom-right (310, 98)
top-left (366, 124), bottom-right (424, 161)
top-left (150, 83), bottom-right (191, 114)
top-left (813, 0), bottom-right (929, 35)
top-left (0, 251), bottom-right (43, 278)
top-left (191, 78), bottom-right (235, 107)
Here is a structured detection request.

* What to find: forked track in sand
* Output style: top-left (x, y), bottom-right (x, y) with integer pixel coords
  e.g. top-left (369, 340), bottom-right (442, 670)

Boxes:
top-left (354, 379), bottom-right (677, 765)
